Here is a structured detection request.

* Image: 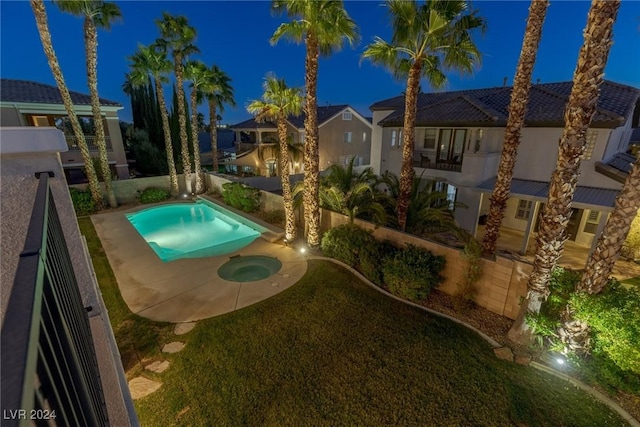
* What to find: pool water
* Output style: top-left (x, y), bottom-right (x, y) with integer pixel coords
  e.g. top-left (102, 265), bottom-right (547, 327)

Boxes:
top-left (126, 201), bottom-right (265, 262)
top-left (218, 256), bottom-right (283, 282)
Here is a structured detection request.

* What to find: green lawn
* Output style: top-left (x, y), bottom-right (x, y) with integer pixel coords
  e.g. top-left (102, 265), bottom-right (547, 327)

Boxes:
top-left (622, 276), bottom-right (640, 287)
top-left (80, 218), bottom-right (627, 426)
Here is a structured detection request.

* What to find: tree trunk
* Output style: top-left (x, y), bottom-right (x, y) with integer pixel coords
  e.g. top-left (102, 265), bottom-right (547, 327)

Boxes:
top-left (578, 157), bottom-right (640, 294)
top-left (509, 0), bottom-right (621, 343)
top-left (278, 115), bottom-right (296, 242)
top-left (190, 88), bottom-right (203, 194)
top-left (156, 79), bottom-right (179, 196)
top-left (209, 101), bottom-right (219, 172)
top-left (85, 17), bottom-right (117, 208)
top-left (397, 61), bottom-right (422, 232)
top-left (303, 33), bottom-right (320, 249)
top-left (175, 54), bottom-right (192, 194)
top-left (30, 0), bottom-right (103, 207)
top-left (482, 0), bottom-right (549, 254)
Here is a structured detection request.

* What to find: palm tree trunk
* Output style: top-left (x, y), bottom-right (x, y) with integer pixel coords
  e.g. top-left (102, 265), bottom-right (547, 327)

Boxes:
top-left (156, 79), bottom-right (179, 195)
top-left (175, 54), bottom-right (192, 194)
top-left (397, 61), bottom-right (422, 232)
top-left (303, 33), bottom-right (321, 248)
top-left (578, 157), bottom-right (640, 294)
top-left (189, 89), bottom-right (203, 194)
top-left (30, 0), bottom-right (103, 207)
top-left (209, 101), bottom-right (219, 172)
top-left (85, 17), bottom-right (117, 208)
top-left (277, 115), bottom-right (296, 242)
top-left (482, 0), bottom-right (549, 254)
top-left (509, 0), bottom-right (621, 344)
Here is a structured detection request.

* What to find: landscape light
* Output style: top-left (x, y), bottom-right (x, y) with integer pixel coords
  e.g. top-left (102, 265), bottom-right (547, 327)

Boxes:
top-left (556, 358), bottom-right (565, 365)
top-left (299, 247), bottom-right (306, 254)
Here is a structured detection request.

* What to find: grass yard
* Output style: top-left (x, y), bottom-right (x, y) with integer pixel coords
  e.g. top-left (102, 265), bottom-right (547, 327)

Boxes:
top-left (80, 218), bottom-right (627, 426)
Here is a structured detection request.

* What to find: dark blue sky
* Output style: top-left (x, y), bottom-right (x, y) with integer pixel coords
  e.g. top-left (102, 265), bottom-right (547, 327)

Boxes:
top-left (1, 1), bottom-right (639, 125)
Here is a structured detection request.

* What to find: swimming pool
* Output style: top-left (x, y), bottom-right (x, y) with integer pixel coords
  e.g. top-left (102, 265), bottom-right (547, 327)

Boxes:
top-left (126, 200), bottom-right (267, 262)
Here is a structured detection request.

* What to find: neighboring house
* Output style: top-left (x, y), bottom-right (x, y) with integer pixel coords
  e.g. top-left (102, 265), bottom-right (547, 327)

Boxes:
top-left (197, 128), bottom-right (236, 167)
top-left (370, 80), bottom-right (640, 251)
top-left (0, 78), bottom-right (130, 183)
top-left (227, 105), bottom-right (372, 176)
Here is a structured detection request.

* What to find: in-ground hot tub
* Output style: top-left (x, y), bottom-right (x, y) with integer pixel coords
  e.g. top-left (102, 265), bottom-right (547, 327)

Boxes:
top-left (217, 256), bottom-right (282, 282)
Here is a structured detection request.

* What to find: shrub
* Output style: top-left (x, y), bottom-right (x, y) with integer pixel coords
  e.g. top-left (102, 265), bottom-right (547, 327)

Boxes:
top-left (69, 187), bottom-right (97, 216)
top-left (222, 182), bottom-right (260, 212)
top-left (359, 240), bottom-right (397, 286)
top-left (139, 187), bottom-right (171, 204)
top-left (453, 237), bottom-right (483, 311)
top-left (383, 244), bottom-right (445, 300)
top-left (128, 129), bottom-right (168, 176)
top-left (320, 224), bottom-right (378, 268)
top-left (262, 209), bottom-right (285, 226)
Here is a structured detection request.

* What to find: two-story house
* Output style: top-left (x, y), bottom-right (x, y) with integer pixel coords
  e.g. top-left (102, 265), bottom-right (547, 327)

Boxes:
top-left (226, 105), bottom-right (372, 176)
top-left (370, 80), bottom-right (640, 252)
top-left (0, 78), bottom-right (130, 183)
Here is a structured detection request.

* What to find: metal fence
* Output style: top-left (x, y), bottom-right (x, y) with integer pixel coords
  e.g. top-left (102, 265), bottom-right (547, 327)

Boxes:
top-left (1, 172), bottom-right (109, 427)
top-left (65, 135), bottom-right (113, 151)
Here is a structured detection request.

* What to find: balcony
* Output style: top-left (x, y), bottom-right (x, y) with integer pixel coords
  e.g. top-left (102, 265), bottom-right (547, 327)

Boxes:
top-left (65, 135), bottom-right (112, 151)
top-left (413, 153), bottom-right (462, 172)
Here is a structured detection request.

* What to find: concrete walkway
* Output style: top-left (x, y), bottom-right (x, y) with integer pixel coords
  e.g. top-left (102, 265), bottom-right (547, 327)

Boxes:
top-left (92, 204), bottom-right (307, 323)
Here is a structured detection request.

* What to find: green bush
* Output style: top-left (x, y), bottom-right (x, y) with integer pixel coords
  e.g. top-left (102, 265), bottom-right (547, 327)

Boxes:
top-left (129, 129), bottom-right (168, 176)
top-left (139, 187), bottom-right (171, 204)
top-left (320, 224), bottom-right (378, 268)
top-left (383, 244), bottom-right (445, 300)
top-left (222, 182), bottom-right (261, 212)
top-left (69, 187), bottom-right (97, 216)
top-left (359, 240), bottom-right (397, 286)
top-left (262, 209), bottom-right (285, 226)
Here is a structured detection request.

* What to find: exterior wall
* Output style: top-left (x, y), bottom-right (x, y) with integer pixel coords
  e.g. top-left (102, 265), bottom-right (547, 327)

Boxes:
top-left (1, 105), bottom-right (24, 126)
top-left (370, 109), bottom-right (394, 175)
top-left (318, 108), bottom-right (372, 168)
top-left (71, 174), bottom-right (190, 204)
top-left (602, 116), bottom-right (634, 161)
top-left (104, 112), bottom-right (129, 179)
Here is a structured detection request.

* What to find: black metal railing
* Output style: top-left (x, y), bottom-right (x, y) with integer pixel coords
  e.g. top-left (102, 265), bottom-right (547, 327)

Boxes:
top-left (1, 172), bottom-right (109, 427)
top-left (65, 135), bottom-right (112, 151)
top-left (414, 157), bottom-right (462, 172)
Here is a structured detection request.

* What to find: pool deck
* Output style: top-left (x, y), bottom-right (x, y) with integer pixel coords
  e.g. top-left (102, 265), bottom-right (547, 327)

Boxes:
top-left (91, 202), bottom-right (307, 323)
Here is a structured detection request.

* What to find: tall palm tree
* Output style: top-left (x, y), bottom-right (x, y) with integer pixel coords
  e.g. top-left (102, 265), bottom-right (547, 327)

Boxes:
top-left (128, 43), bottom-right (179, 195)
top-left (247, 74), bottom-right (303, 242)
top-left (30, 0), bottom-right (103, 207)
top-left (508, 0), bottom-right (621, 343)
top-left (156, 13), bottom-right (200, 194)
top-left (271, 0), bottom-right (359, 249)
top-left (362, 0), bottom-right (485, 232)
top-left (482, 0), bottom-right (549, 254)
top-left (55, 0), bottom-right (121, 208)
top-left (204, 65), bottom-right (235, 172)
top-left (185, 60), bottom-right (211, 194)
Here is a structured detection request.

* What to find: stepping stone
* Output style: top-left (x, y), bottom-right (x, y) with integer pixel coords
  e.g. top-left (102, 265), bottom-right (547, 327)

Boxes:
top-left (129, 377), bottom-right (162, 399)
top-left (145, 360), bottom-right (170, 373)
top-left (174, 322), bottom-right (196, 335)
top-left (162, 341), bottom-right (185, 353)
top-left (493, 346), bottom-right (514, 362)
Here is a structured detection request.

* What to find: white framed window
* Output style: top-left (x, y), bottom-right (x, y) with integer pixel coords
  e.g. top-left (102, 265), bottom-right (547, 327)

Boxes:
top-left (423, 128), bottom-right (437, 149)
top-left (475, 129), bottom-right (483, 153)
top-left (391, 130), bottom-right (397, 147)
top-left (343, 132), bottom-right (352, 143)
top-left (300, 134), bottom-right (305, 144)
top-left (31, 115), bottom-right (50, 126)
top-left (362, 132), bottom-right (367, 143)
top-left (583, 130), bottom-right (598, 160)
top-left (515, 199), bottom-right (533, 220)
top-left (342, 111), bottom-right (352, 120)
top-left (583, 210), bottom-right (601, 234)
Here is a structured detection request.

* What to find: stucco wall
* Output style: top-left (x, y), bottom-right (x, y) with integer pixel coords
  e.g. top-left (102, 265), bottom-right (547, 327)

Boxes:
top-left (319, 109), bottom-right (372, 168)
top-left (71, 174), bottom-right (190, 204)
top-left (1, 106), bottom-right (23, 126)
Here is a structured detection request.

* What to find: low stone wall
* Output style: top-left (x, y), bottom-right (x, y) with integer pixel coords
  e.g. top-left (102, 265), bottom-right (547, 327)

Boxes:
top-left (204, 173), bottom-right (284, 212)
top-left (71, 174), bottom-right (188, 204)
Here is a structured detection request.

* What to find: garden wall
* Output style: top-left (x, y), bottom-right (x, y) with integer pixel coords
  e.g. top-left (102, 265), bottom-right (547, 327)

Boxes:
top-left (71, 174), bottom-right (188, 204)
top-left (204, 173), bottom-right (284, 212)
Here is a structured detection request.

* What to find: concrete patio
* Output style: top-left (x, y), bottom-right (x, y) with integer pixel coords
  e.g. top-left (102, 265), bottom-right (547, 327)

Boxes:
top-left (91, 203), bottom-right (307, 323)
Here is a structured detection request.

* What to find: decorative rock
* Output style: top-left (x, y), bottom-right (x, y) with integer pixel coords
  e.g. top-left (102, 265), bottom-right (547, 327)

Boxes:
top-left (162, 342), bottom-right (185, 353)
top-left (129, 377), bottom-right (162, 399)
top-left (515, 354), bottom-right (532, 366)
top-left (174, 322), bottom-right (196, 335)
top-left (145, 360), bottom-right (170, 373)
top-left (493, 346), bottom-right (514, 362)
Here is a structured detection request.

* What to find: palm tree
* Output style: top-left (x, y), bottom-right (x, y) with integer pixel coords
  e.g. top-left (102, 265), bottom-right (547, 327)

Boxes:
top-left (204, 65), bottom-right (235, 172)
top-left (30, 0), bottom-right (103, 207)
top-left (156, 13), bottom-right (200, 194)
top-left (247, 74), bottom-right (303, 242)
top-left (508, 0), bottom-right (621, 343)
top-left (362, 0), bottom-right (485, 232)
top-left (185, 60), bottom-right (212, 194)
top-left (482, 0), bottom-right (549, 254)
top-left (128, 43), bottom-right (179, 195)
top-left (55, 0), bottom-right (121, 208)
top-left (271, 0), bottom-right (359, 249)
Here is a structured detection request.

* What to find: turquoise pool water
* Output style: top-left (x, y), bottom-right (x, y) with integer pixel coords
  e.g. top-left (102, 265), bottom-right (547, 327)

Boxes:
top-left (126, 200), bottom-right (265, 262)
top-left (218, 256), bottom-right (282, 282)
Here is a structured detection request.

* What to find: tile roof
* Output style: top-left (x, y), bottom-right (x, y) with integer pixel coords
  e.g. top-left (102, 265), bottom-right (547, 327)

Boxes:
top-left (604, 152), bottom-right (636, 174)
top-left (476, 177), bottom-right (619, 208)
top-left (630, 128), bottom-right (640, 143)
top-left (230, 104), bottom-right (351, 129)
top-left (1, 78), bottom-right (121, 107)
top-left (374, 80), bottom-right (639, 129)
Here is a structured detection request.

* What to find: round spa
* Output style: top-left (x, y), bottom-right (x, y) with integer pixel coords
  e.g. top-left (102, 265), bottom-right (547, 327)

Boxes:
top-left (218, 256), bottom-right (282, 282)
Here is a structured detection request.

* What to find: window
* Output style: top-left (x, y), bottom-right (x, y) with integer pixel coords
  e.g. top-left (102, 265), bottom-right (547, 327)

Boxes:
top-left (342, 111), bottom-right (352, 120)
top-left (340, 155), bottom-right (361, 166)
top-left (437, 129), bottom-right (466, 163)
top-left (583, 130), bottom-right (598, 160)
top-left (362, 132), bottom-right (367, 143)
top-left (583, 210), bottom-right (601, 234)
top-left (391, 130), bottom-right (397, 147)
top-left (31, 115), bottom-right (50, 127)
top-left (300, 134), bottom-right (305, 144)
top-left (434, 181), bottom-right (458, 210)
top-left (343, 132), bottom-right (352, 143)
top-left (423, 128), bottom-right (437, 149)
top-left (475, 129), bottom-right (483, 153)
top-left (515, 199), bottom-right (533, 220)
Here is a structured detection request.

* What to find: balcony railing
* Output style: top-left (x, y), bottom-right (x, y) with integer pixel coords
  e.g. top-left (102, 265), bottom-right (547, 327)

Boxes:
top-left (1, 172), bottom-right (109, 427)
top-left (65, 135), bottom-right (112, 151)
top-left (413, 154), bottom-right (462, 172)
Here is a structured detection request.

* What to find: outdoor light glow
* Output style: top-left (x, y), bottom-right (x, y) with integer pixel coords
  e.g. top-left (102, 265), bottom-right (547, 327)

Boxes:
top-left (556, 358), bottom-right (565, 365)
top-left (299, 247), bottom-right (306, 254)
